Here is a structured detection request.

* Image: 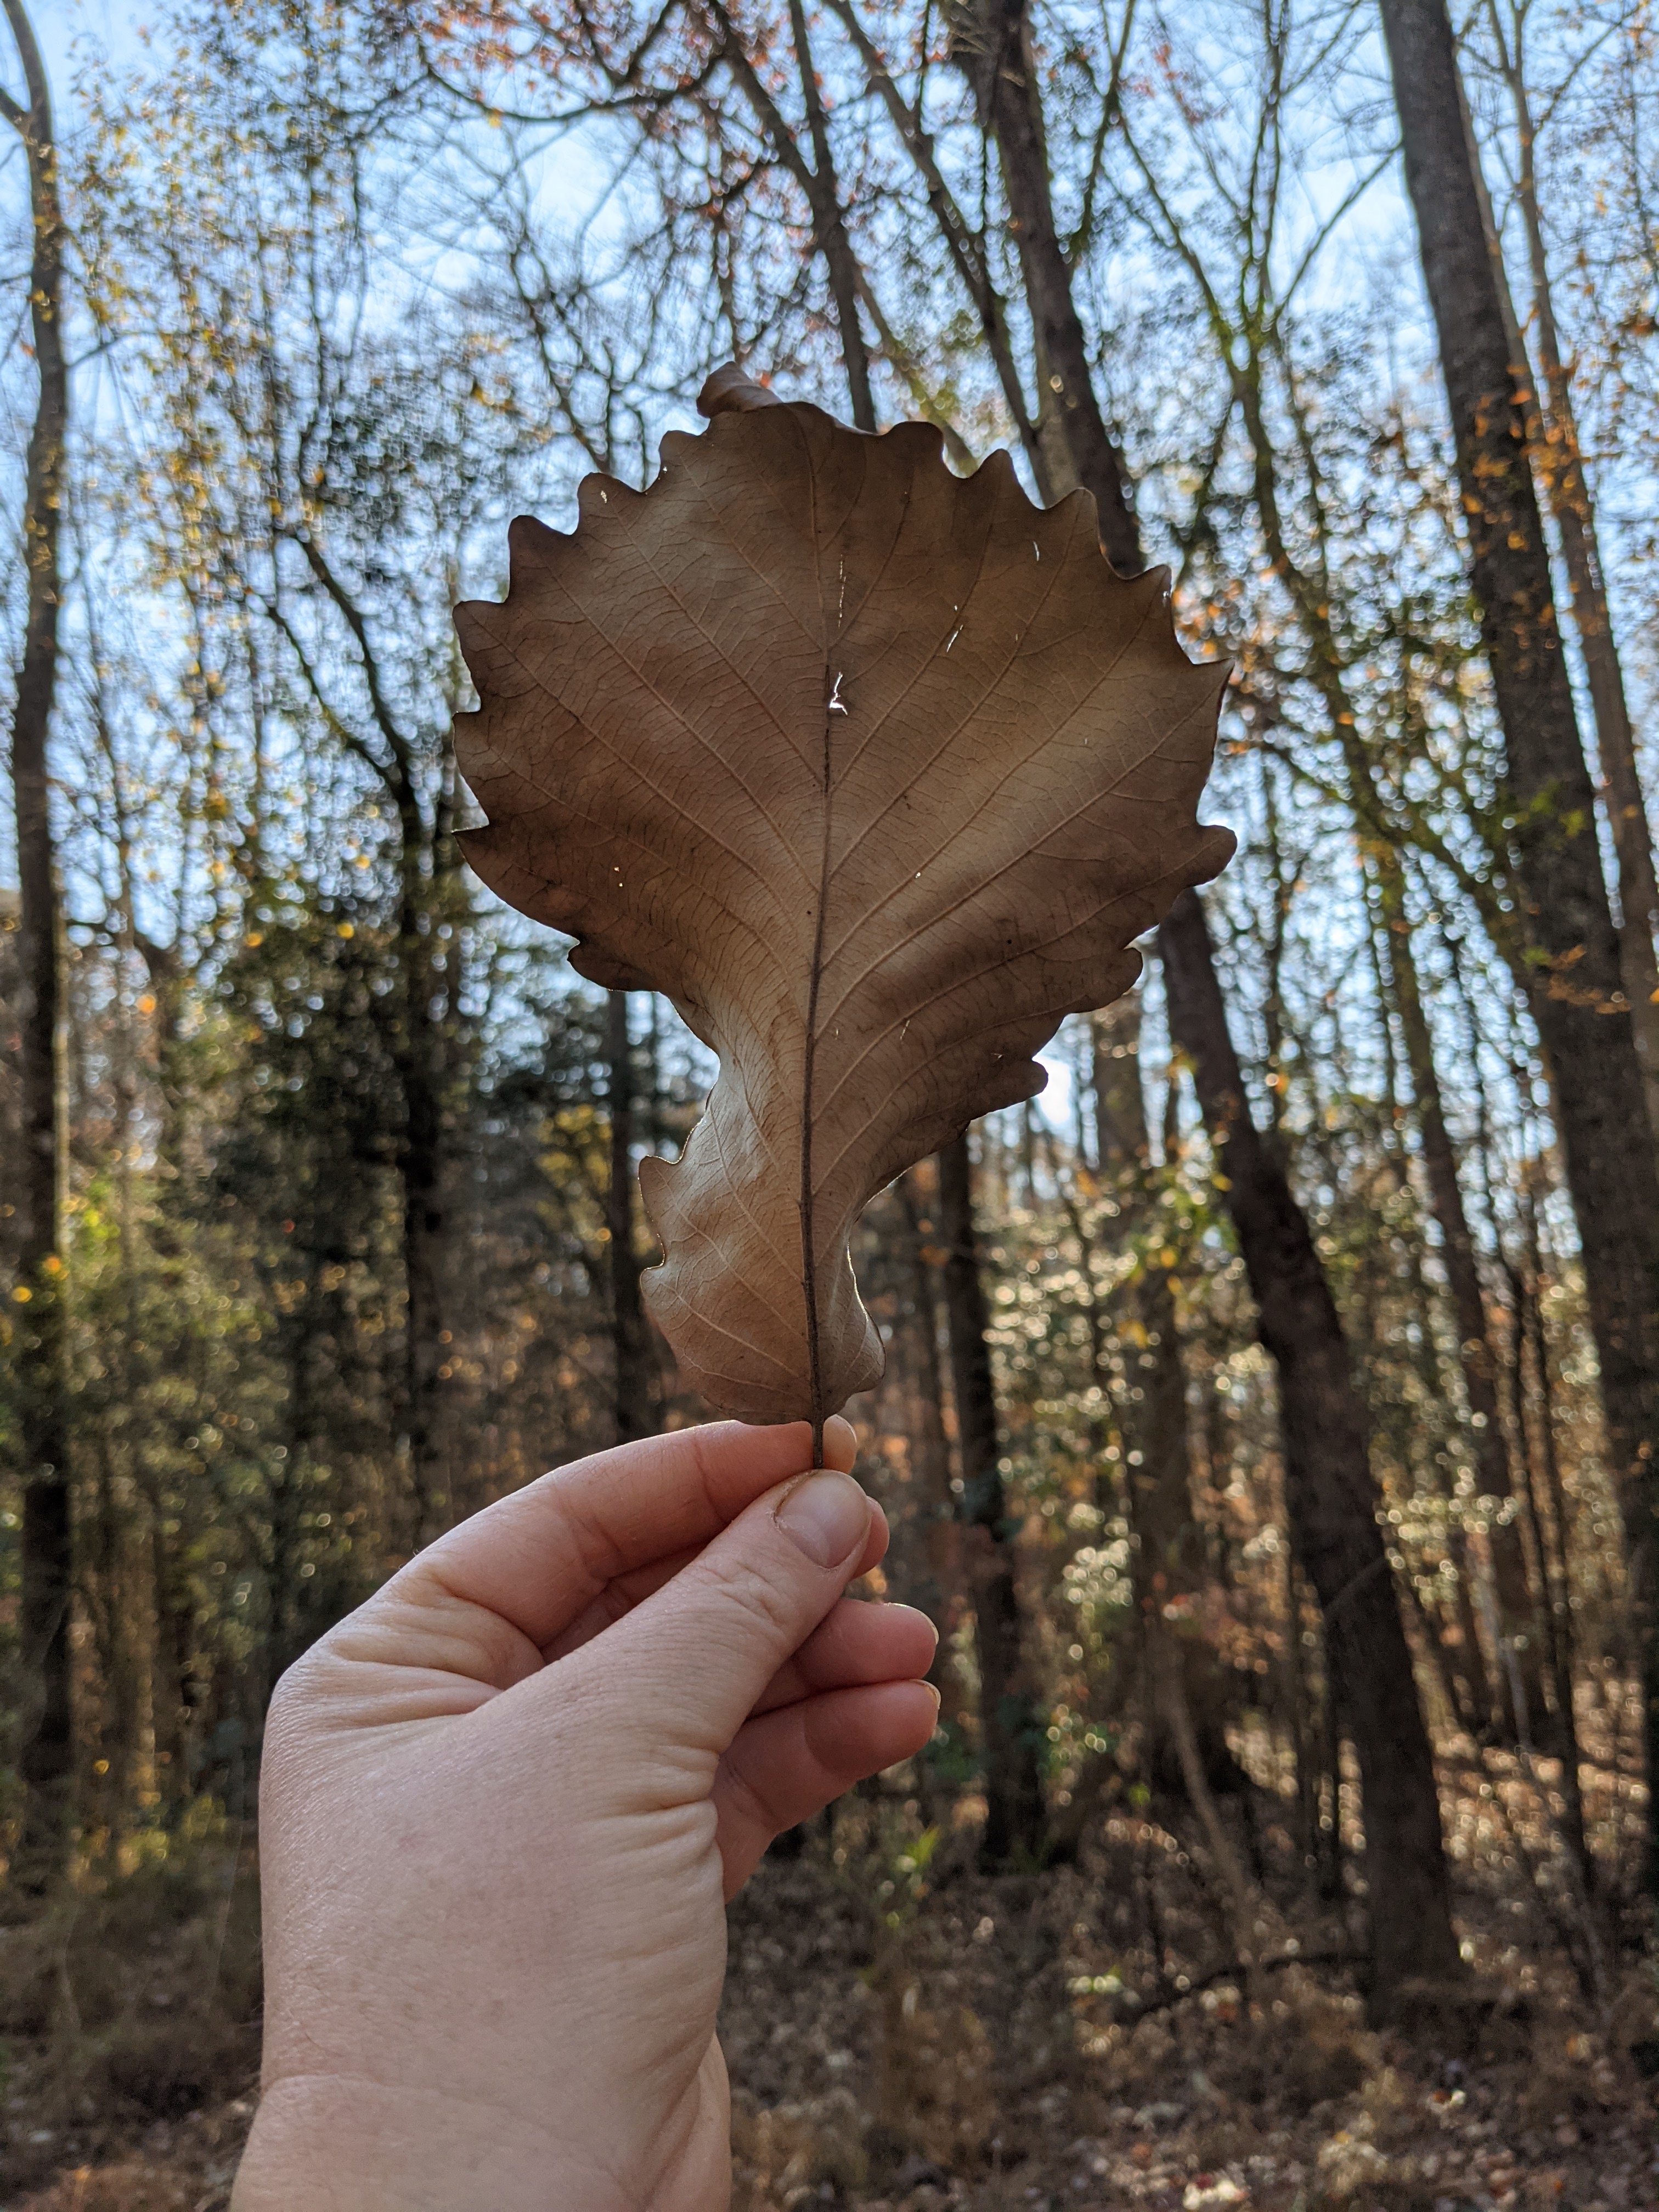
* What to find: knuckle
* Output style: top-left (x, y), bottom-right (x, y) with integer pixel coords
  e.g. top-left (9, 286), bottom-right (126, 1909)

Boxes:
top-left (699, 1545), bottom-right (803, 1649)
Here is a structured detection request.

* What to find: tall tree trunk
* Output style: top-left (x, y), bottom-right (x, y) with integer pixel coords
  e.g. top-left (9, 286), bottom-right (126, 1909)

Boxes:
top-left (1161, 891), bottom-right (1465, 1997)
top-left (1511, 1209), bottom-right (1593, 1882)
top-left (4, 0), bottom-right (72, 1883)
top-left (888, 1172), bottom-right (969, 1754)
top-left (937, 1133), bottom-right (1047, 1866)
top-left (400, 957), bottom-right (446, 1543)
top-left (607, 989), bottom-right (656, 1442)
top-left (952, 0), bottom-right (1462, 2001)
top-left (721, 47), bottom-right (1049, 1852)
top-left (1364, 888), bottom-right (1498, 1732)
top-left (1094, 998), bottom-right (1243, 1798)
top-left (290, 531), bottom-right (454, 1549)
top-left (149, 1494), bottom-right (194, 1808)
top-left (1478, 18), bottom-right (1659, 1129)
top-left (1378, 0), bottom-right (1659, 1895)
top-left (784, 0), bottom-right (874, 435)
top-left (953, 0), bottom-right (1139, 570)
top-left (826, 0), bottom-right (1048, 485)
top-left (898, 1177), bottom-right (960, 1539)
top-left (1371, 830), bottom-right (1540, 1730)
top-left (710, 0), bottom-right (879, 438)
top-left (1226, 345), bottom-right (1537, 1733)
top-left (89, 1438), bottom-right (136, 1833)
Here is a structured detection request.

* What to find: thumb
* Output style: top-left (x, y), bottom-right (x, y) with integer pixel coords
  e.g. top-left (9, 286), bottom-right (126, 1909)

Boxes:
top-left (597, 1469), bottom-right (873, 1759)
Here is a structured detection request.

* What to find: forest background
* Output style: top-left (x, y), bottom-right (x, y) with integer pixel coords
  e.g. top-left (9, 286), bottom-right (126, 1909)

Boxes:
top-left (2, 0), bottom-right (1659, 2203)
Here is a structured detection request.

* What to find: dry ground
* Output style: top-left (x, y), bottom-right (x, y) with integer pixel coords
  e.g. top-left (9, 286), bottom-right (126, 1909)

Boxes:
top-left (2, 1782), bottom-right (1656, 2212)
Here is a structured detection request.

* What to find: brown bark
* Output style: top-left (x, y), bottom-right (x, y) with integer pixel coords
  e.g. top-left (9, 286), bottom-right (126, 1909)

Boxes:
top-left (89, 1438), bottom-right (136, 1830)
top-left (400, 947), bottom-right (446, 1542)
top-left (1372, 848), bottom-right (1541, 1728)
top-left (894, 1171), bottom-right (956, 1542)
top-left (4, 0), bottom-right (72, 1882)
top-left (784, 0), bottom-right (874, 435)
top-left (150, 1497), bottom-right (195, 1806)
top-left (1359, 898), bottom-right (1491, 1729)
top-left (949, 0), bottom-right (1460, 1999)
top-left (1160, 891), bottom-right (1464, 1996)
top-left (290, 532), bottom-right (453, 1545)
top-left (1127, 1256), bottom-right (1212, 1744)
top-left (1477, 17), bottom-right (1659, 1130)
top-left (1216, 346), bottom-right (1537, 1731)
top-left (891, 1170), bottom-right (971, 1745)
top-left (721, 35), bottom-right (1045, 1841)
top-left (1092, 998), bottom-right (1243, 1797)
top-left (1092, 992), bottom-right (1143, 1176)
top-left (1511, 1211), bottom-right (1592, 1882)
top-left (951, 0), bottom-right (1139, 570)
top-left (825, 0), bottom-right (1046, 481)
top-left (937, 1132), bottom-right (1047, 1866)
top-left (1378, 0), bottom-right (1659, 1894)
top-left (607, 988), bottom-right (656, 1442)
top-left (1150, 1617), bottom-right (1259, 1966)
top-left (710, 0), bottom-right (878, 436)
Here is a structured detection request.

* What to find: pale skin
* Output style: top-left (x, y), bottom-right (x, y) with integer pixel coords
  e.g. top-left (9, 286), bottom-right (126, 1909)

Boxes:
top-left (233, 1417), bottom-right (940, 2211)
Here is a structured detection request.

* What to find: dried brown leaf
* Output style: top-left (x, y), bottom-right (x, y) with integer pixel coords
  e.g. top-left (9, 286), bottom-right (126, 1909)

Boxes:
top-left (454, 370), bottom-right (1232, 1425)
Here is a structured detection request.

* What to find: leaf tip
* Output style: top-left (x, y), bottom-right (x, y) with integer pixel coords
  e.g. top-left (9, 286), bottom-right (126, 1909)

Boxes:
top-left (698, 362), bottom-right (786, 419)
top-left (505, 512), bottom-right (562, 565)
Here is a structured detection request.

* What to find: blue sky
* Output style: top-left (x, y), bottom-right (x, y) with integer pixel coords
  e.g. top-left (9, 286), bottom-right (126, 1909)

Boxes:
top-left (35, 0), bottom-right (145, 86)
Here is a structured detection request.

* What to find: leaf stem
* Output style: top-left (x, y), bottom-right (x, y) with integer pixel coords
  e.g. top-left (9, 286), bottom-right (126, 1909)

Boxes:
top-left (800, 647), bottom-right (837, 1456)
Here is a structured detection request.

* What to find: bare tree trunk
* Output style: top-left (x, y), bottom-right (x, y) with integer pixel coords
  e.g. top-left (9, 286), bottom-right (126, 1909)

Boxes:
top-left (895, 1170), bottom-right (957, 1549)
top-left (1093, 998), bottom-right (1243, 1797)
top-left (891, 1171), bottom-right (969, 1756)
top-left (150, 1496), bottom-right (194, 1808)
top-left (89, 1438), bottom-right (136, 1834)
top-left (1215, 351), bottom-right (1538, 1731)
top-left (288, 532), bottom-right (455, 1549)
top-left (1370, 847), bottom-right (1541, 1729)
top-left (1160, 890), bottom-right (1464, 1999)
top-left (1479, 15), bottom-right (1659, 1129)
top-left (4, 0), bottom-right (72, 1883)
top-left (825, 0), bottom-right (1047, 484)
top-left (722, 30), bottom-right (1049, 1852)
top-left (1150, 1618), bottom-right (1259, 1968)
top-left (1378, 0), bottom-right (1659, 1897)
top-left (947, 0), bottom-right (1460, 2002)
top-left (1511, 1216), bottom-right (1592, 1883)
top-left (1364, 900), bottom-right (1493, 1727)
top-left (607, 989), bottom-right (656, 1442)
top-left (709, 0), bottom-right (878, 437)
top-left (783, 0), bottom-right (874, 433)
top-left (936, 1133), bottom-right (1047, 1867)
top-left (953, 0), bottom-right (1139, 571)
top-left (400, 960), bottom-right (446, 1543)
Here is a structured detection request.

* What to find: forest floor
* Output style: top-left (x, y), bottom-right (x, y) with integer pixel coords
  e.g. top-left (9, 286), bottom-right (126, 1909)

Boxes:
top-left (1, 1784), bottom-right (1656, 2212)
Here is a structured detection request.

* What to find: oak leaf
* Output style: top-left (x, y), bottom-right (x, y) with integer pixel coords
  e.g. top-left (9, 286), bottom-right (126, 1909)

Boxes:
top-left (454, 369), bottom-right (1232, 1427)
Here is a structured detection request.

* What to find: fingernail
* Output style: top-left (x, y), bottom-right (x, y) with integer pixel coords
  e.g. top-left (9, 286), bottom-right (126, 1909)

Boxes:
top-left (924, 1683), bottom-right (943, 1715)
top-left (890, 1604), bottom-right (941, 1653)
top-left (775, 1471), bottom-right (871, 1568)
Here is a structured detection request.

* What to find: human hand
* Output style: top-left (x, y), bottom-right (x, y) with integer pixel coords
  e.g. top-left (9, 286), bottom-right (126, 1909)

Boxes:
top-left (232, 1419), bottom-right (939, 2211)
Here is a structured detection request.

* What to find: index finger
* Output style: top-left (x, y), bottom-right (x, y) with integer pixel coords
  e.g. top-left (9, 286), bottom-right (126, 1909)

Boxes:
top-left (398, 1415), bottom-right (857, 1654)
